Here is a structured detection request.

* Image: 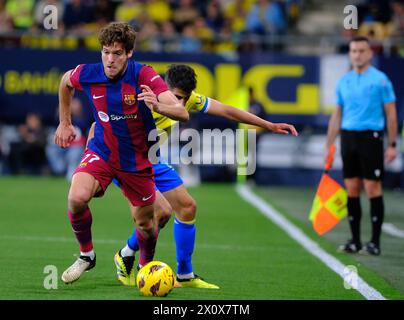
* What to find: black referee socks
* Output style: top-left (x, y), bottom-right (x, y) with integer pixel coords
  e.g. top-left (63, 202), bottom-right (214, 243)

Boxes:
top-left (370, 196), bottom-right (384, 246)
top-left (347, 197), bottom-right (362, 244)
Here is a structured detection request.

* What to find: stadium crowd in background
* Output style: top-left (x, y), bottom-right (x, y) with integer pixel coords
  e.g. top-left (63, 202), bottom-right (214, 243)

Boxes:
top-left (0, 0), bottom-right (301, 53)
top-left (6, 113), bottom-right (48, 175)
top-left (0, 97), bottom-right (92, 177)
top-left (1, 1), bottom-right (404, 55)
top-left (45, 97), bottom-right (90, 181)
top-left (344, 0), bottom-right (404, 56)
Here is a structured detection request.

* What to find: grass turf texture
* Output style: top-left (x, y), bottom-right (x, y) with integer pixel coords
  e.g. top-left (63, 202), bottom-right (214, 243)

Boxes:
top-left (0, 177), bottom-right (402, 300)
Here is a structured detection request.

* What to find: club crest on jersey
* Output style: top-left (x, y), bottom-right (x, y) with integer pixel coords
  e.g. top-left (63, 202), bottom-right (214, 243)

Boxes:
top-left (124, 93), bottom-right (136, 105)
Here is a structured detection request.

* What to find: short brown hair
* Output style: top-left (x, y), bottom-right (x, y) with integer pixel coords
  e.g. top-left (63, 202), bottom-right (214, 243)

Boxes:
top-left (349, 36), bottom-right (370, 46)
top-left (98, 22), bottom-right (137, 53)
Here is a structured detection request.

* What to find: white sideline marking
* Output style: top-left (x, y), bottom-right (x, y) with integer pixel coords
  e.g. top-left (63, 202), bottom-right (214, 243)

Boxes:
top-left (383, 223), bottom-right (404, 239)
top-left (236, 184), bottom-right (386, 300)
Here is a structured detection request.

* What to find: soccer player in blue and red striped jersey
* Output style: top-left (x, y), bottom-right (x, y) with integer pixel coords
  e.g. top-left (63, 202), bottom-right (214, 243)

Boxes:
top-left (54, 22), bottom-right (189, 284)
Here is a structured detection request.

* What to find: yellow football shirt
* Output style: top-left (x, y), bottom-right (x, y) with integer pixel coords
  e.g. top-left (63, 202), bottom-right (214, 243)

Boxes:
top-left (152, 91), bottom-right (210, 133)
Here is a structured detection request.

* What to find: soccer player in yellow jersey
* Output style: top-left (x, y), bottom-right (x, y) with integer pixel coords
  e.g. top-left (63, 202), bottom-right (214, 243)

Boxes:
top-left (110, 64), bottom-right (298, 288)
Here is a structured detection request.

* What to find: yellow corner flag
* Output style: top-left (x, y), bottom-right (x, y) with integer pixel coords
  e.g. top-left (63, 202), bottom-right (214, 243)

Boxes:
top-left (309, 145), bottom-right (347, 235)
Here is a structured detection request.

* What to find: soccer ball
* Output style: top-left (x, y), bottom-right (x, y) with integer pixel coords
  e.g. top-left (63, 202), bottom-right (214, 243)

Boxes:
top-left (136, 261), bottom-right (175, 297)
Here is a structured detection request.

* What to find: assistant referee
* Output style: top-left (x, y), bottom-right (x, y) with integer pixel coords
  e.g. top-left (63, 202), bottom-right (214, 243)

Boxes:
top-left (326, 36), bottom-right (397, 256)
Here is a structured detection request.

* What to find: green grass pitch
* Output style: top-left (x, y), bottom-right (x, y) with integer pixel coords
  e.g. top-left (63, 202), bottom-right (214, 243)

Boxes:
top-left (0, 177), bottom-right (403, 300)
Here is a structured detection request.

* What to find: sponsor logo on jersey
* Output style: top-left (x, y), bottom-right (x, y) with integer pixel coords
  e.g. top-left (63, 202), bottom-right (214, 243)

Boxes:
top-left (110, 114), bottom-right (138, 121)
top-left (98, 112), bottom-right (138, 122)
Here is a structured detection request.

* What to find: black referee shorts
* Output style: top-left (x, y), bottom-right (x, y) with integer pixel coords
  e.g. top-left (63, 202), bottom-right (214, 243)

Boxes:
top-left (340, 130), bottom-right (384, 181)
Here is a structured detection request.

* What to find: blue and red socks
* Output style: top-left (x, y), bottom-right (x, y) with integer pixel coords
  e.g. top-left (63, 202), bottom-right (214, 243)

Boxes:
top-left (125, 217), bottom-right (196, 278)
top-left (136, 228), bottom-right (159, 267)
top-left (126, 227), bottom-right (140, 252)
top-left (68, 207), bottom-right (95, 259)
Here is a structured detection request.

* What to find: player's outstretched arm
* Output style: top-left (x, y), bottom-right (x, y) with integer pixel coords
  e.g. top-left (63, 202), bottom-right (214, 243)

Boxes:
top-left (138, 85), bottom-right (189, 122)
top-left (206, 99), bottom-right (298, 136)
top-left (54, 70), bottom-right (77, 148)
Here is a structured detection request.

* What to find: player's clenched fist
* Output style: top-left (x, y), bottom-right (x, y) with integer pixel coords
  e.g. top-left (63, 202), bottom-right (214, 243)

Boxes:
top-left (54, 122), bottom-right (76, 148)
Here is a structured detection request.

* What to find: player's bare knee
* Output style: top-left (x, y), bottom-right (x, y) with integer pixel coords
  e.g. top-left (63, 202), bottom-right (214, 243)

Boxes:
top-left (178, 198), bottom-right (197, 221)
top-left (68, 188), bottom-right (92, 212)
